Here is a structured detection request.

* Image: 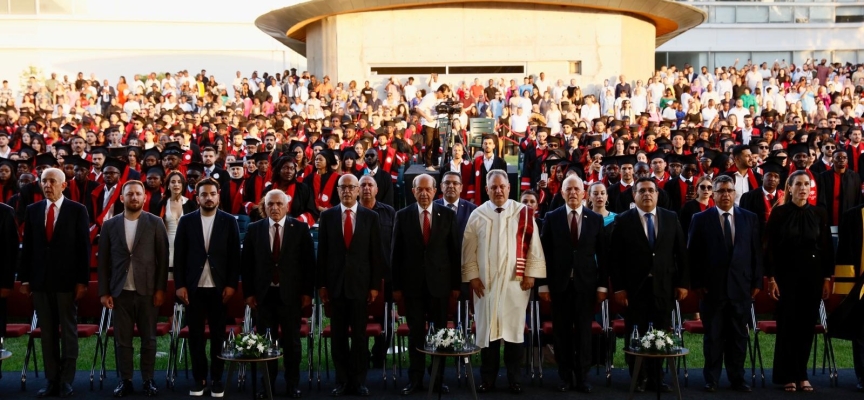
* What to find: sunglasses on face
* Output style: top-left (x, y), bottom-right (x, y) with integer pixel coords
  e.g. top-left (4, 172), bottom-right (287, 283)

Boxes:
top-left (629, 146), bottom-right (639, 150)
top-left (698, 185), bottom-right (713, 190)
top-left (824, 146), bottom-right (835, 150)
top-left (758, 146), bottom-right (769, 149)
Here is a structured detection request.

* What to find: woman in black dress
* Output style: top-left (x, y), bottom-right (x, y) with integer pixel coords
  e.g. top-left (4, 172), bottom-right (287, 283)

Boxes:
top-left (678, 175), bottom-right (715, 233)
top-left (764, 170), bottom-right (834, 392)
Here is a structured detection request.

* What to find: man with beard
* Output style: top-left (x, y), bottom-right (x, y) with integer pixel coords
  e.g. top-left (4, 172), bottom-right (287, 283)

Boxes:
top-left (64, 156), bottom-right (98, 217)
top-left (601, 156), bottom-right (620, 187)
top-left (720, 145), bottom-right (761, 206)
top-left (664, 155), bottom-right (701, 212)
top-left (174, 178), bottom-right (241, 397)
top-left (265, 157), bottom-right (317, 226)
top-left (244, 153), bottom-right (270, 220)
top-left (92, 158), bottom-right (128, 226)
top-left (818, 149), bottom-right (862, 226)
top-left (606, 155), bottom-right (637, 213)
top-left (201, 147), bottom-right (229, 192)
top-left (361, 149), bottom-right (394, 207)
top-left (740, 158), bottom-right (785, 235)
top-left (142, 166), bottom-right (165, 216)
top-left (221, 161), bottom-right (247, 216)
top-left (185, 163), bottom-right (205, 203)
top-left (89, 146), bottom-right (108, 182)
top-left (98, 180), bottom-right (169, 397)
top-left (161, 142), bottom-right (185, 174)
top-left (472, 135), bottom-right (507, 205)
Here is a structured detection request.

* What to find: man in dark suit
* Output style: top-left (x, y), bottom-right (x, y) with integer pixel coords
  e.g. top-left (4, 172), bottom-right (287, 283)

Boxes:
top-left (358, 175), bottom-right (396, 369)
top-left (434, 171), bottom-right (477, 246)
top-left (471, 135), bottom-right (508, 205)
top-left (610, 177), bottom-right (689, 392)
top-left (538, 175), bottom-right (609, 393)
top-left (392, 174), bottom-right (461, 395)
top-left (174, 178), bottom-right (242, 397)
top-left (317, 174), bottom-right (384, 397)
top-left (90, 157), bottom-right (127, 225)
top-left (687, 175), bottom-right (762, 392)
top-left (362, 148), bottom-right (394, 208)
top-left (835, 204), bottom-right (864, 391)
top-left (739, 158), bottom-right (784, 234)
top-left (606, 155), bottom-right (638, 213)
top-left (818, 149), bottom-right (862, 226)
top-left (97, 180), bottom-right (170, 397)
top-left (242, 189), bottom-right (315, 398)
top-left (719, 145), bottom-right (761, 206)
top-left (201, 147), bottom-right (230, 200)
top-left (0, 202), bottom-right (18, 336)
top-left (19, 168), bottom-right (91, 398)
top-left (664, 155), bottom-right (700, 213)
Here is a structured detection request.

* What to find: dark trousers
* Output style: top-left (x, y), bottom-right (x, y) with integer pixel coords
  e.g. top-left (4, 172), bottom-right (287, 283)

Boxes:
top-left (550, 281), bottom-right (594, 383)
top-left (772, 276), bottom-right (820, 384)
top-left (330, 297), bottom-right (369, 387)
top-left (423, 125), bottom-right (439, 166)
top-left (853, 302), bottom-right (864, 379)
top-left (480, 339), bottom-right (522, 384)
top-left (404, 295), bottom-right (448, 384)
top-left (701, 299), bottom-right (748, 385)
top-left (113, 290), bottom-right (157, 381)
top-left (187, 288), bottom-right (227, 383)
top-left (32, 291), bottom-right (78, 384)
top-left (623, 278), bottom-right (672, 385)
top-left (256, 287), bottom-right (301, 387)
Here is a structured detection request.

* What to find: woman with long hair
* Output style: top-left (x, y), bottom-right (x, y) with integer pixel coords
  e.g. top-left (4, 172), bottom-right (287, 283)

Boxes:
top-left (587, 182), bottom-right (616, 226)
top-left (161, 171), bottom-right (198, 278)
top-left (678, 175), bottom-right (715, 233)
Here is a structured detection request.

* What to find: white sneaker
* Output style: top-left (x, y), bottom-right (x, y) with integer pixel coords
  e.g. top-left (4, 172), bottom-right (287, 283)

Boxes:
top-left (190, 381), bottom-right (208, 396)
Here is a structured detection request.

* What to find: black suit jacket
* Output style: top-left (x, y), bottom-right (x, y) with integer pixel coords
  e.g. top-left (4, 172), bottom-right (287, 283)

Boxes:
top-left (538, 206), bottom-right (609, 294)
top-left (687, 207), bottom-right (762, 309)
top-left (370, 169), bottom-right (394, 207)
top-left (173, 210), bottom-right (241, 295)
top-left (0, 203), bottom-right (18, 290)
top-left (391, 203), bottom-right (461, 298)
top-left (19, 198), bottom-right (91, 292)
top-left (241, 217), bottom-right (315, 306)
top-left (739, 188), bottom-right (780, 234)
top-left (433, 198), bottom-right (477, 246)
top-left (719, 169), bottom-right (762, 194)
top-left (316, 205), bottom-right (384, 300)
top-left (817, 170), bottom-right (862, 223)
top-left (609, 208), bottom-right (689, 305)
top-left (474, 155), bottom-right (508, 204)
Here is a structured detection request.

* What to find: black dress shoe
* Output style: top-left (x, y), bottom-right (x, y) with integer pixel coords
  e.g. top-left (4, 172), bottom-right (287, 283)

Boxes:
top-left (286, 385), bottom-right (302, 398)
top-left (731, 383), bottom-right (752, 392)
top-left (477, 382), bottom-right (495, 393)
top-left (143, 379), bottom-right (158, 397)
top-left (645, 382), bottom-right (672, 393)
top-left (37, 383), bottom-right (59, 398)
top-left (433, 384), bottom-right (449, 394)
top-left (857, 379), bottom-right (864, 392)
top-left (113, 380), bottom-right (134, 397)
top-left (356, 385), bottom-right (370, 397)
top-left (401, 382), bottom-right (423, 396)
top-left (574, 381), bottom-right (592, 393)
top-left (557, 381), bottom-right (572, 392)
top-left (59, 383), bottom-right (75, 398)
top-left (704, 383), bottom-right (717, 392)
top-left (330, 384), bottom-right (347, 397)
top-left (636, 379), bottom-right (647, 393)
top-left (509, 383), bottom-right (523, 394)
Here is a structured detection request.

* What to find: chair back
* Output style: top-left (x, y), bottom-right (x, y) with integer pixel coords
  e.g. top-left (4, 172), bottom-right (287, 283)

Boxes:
top-left (235, 214), bottom-right (251, 242)
top-left (159, 280), bottom-right (176, 317)
top-left (7, 282), bottom-right (34, 320)
top-left (225, 281), bottom-right (246, 320)
top-left (752, 278), bottom-right (776, 315)
top-left (468, 118), bottom-right (495, 148)
top-left (77, 281), bottom-right (103, 320)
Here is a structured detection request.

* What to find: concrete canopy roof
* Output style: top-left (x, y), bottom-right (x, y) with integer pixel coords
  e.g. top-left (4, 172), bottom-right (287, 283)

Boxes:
top-left (255, 0), bottom-right (706, 57)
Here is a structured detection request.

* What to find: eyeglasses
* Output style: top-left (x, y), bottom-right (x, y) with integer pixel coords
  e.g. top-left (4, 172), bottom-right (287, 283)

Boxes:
top-left (698, 185), bottom-right (713, 190)
top-left (715, 189), bottom-right (735, 194)
top-left (629, 146), bottom-right (639, 150)
top-left (758, 146), bottom-right (769, 149)
top-left (337, 185), bottom-right (358, 191)
top-left (364, 154), bottom-right (376, 158)
top-left (824, 146), bottom-right (835, 150)
top-left (549, 144), bottom-right (560, 148)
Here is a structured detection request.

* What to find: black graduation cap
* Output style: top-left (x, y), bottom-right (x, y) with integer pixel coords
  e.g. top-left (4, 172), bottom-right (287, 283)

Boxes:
top-left (701, 149), bottom-right (718, 162)
top-left (617, 155), bottom-right (637, 167)
top-left (547, 136), bottom-right (562, 146)
top-left (53, 143), bottom-right (72, 156)
top-left (60, 123), bottom-right (76, 132)
top-left (252, 152), bottom-right (270, 163)
top-left (586, 135), bottom-right (603, 146)
top-left (101, 157), bottom-right (127, 172)
top-left (108, 146), bottom-right (128, 159)
top-left (143, 147), bottom-right (162, 161)
top-left (787, 143), bottom-right (809, 156)
top-left (343, 123), bottom-right (357, 130)
top-left (162, 142), bottom-right (183, 156)
top-left (838, 125), bottom-right (852, 137)
top-left (538, 127), bottom-right (551, 134)
top-left (601, 155), bottom-right (619, 166)
top-left (0, 158), bottom-right (16, 171)
top-left (143, 165), bottom-right (165, 177)
top-left (670, 130), bottom-right (685, 139)
top-left (655, 137), bottom-right (672, 148)
top-left (289, 140), bottom-right (307, 154)
top-left (65, 155), bottom-right (91, 169)
top-left (588, 147), bottom-right (606, 159)
top-left (562, 119), bottom-right (575, 127)
top-left (760, 158), bottom-right (785, 175)
top-left (318, 149), bottom-right (338, 167)
top-left (0, 130), bottom-right (8, 137)
top-left (34, 152), bottom-right (58, 167)
top-left (665, 154), bottom-right (681, 165)
top-left (647, 151), bottom-right (666, 161)
top-left (712, 153), bottom-right (731, 170)
top-left (244, 137), bottom-right (261, 147)
top-left (227, 161), bottom-right (245, 169)
top-left (90, 146), bottom-right (109, 156)
top-left (543, 158), bottom-right (567, 173)
top-left (692, 139), bottom-right (711, 150)
top-left (18, 147), bottom-right (37, 159)
top-left (678, 154), bottom-right (699, 166)
top-left (186, 162), bottom-right (205, 173)
top-left (341, 147), bottom-right (359, 160)
top-left (127, 146), bottom-right (142, 158)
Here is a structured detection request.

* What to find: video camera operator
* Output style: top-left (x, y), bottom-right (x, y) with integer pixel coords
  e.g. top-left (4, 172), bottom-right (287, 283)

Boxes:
top-left (415, 84), bottom-right (451, 170)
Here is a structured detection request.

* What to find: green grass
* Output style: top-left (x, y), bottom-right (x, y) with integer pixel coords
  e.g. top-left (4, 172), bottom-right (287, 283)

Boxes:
top-left (1, 331), bottom-right (855, 373)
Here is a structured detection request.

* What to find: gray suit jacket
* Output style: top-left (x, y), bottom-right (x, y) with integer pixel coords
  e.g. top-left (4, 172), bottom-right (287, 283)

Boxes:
top-left (97, 211), bottom-right (170, 298)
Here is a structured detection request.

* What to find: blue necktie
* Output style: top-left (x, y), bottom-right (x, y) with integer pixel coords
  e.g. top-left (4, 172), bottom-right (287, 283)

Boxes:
top-left (645, 213), bottom-right (656, 249)
top-left (723, 212), bottom-right (733, 253)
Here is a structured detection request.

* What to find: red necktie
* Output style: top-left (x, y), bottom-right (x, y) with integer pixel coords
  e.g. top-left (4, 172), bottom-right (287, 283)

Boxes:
top-left (46, 203), bottom-right (55, 242)
top-left (767, 193), bottom-right (774, 203)
top-left (422, 210), bottom-right (430, 245)
top-left (343, 209), bottom-right (353, 248)
top-left (271, 223), bottom-right (281, 284)
top-left (570, 210), bottom-right (579, 246)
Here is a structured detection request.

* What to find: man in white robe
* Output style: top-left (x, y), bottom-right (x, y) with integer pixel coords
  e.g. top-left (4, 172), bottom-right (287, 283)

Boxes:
top-left (462, 169), bottom-right (546, 394)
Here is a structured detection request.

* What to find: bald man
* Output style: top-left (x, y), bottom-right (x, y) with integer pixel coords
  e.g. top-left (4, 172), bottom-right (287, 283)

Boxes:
top-left (537, 176), bottom-right (609, 393)
top-left (19, 168), bottom-right (91, 397)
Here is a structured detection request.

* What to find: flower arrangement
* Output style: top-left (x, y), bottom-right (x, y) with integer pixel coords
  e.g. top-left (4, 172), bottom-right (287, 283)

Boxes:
top-left (233, 332), bottom-right (267, 358)
top-left (639, 329), bottom-right (677, 353)
top-left (426, 328), bottom-right (468, 352)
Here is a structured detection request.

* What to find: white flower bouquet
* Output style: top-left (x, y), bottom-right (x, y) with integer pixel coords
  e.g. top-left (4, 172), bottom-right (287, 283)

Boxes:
top-left (233, 332), bottom-right (267, 358)
top-left (639, 329), bottom-right (677, 353)
top-left (428, 328), bottom-right (467, 352)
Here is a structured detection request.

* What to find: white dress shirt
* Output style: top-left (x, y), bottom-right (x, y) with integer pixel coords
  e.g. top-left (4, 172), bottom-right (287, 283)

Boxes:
top-left (123, 217), bottom-right (139, 291)
top-left (483, 154), bottom-right (494, 172)
top-left (733, 171), bottom-right (749, 205)
top-left (340, 203), bottom-right (358, 236)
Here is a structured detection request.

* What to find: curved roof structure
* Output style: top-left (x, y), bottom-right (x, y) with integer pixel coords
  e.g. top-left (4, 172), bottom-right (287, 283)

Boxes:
top-left (255, 0), bottom-right (707, 57)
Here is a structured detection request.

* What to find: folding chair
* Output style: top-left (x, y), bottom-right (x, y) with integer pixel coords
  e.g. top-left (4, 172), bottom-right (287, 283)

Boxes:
top-left (22, 281), bottom-right (101, 391)
top-left (4, 282), bottom-right (34, 384)
top-left (751, 280), bottom-right (776, 388)
top-left (318, 280), bottom-right (386, 389)
top-left (817, 296), bottom-right (840, 387)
